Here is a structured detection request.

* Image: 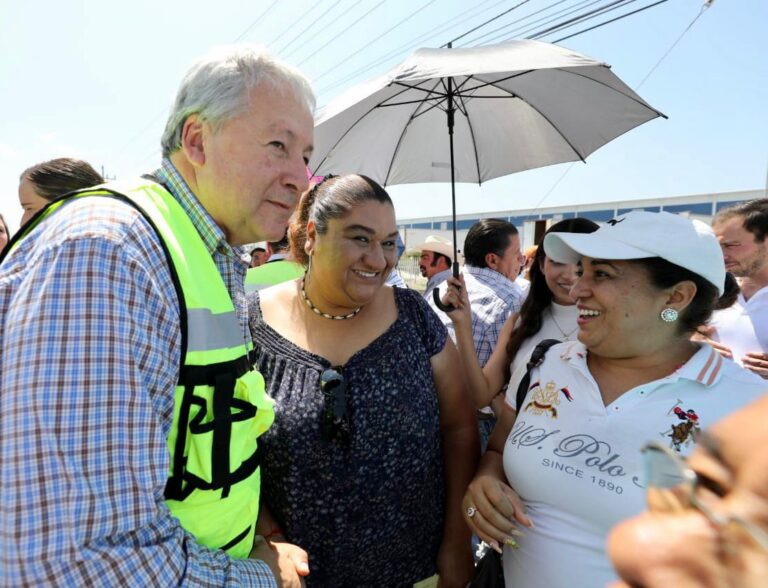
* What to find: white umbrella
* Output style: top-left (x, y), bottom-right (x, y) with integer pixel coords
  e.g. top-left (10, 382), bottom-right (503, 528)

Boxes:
top-left (309, 39), bottom-right (665, 308)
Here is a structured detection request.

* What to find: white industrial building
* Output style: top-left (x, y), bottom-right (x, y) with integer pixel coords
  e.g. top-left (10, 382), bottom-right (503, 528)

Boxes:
top-left (398, 188), bottom-right (763, 254)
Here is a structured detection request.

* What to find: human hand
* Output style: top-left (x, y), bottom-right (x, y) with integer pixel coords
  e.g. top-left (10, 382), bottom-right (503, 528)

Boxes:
top-left (742, 351), bottom-right (768, 379)
top-left (462, 474), bottom-right (531, 553)
top-left (692, 329), bottom-right (733, 360)
top-left (435, 538), bottom-right (473, 588)
top-left (250, 535), bottom-right (309, 588)
top-left (440, 275), bottom-right (470, 324)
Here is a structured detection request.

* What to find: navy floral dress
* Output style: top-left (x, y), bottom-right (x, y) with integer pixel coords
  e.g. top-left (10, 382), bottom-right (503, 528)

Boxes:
top-left (248, 287), bottom-right (448, 587)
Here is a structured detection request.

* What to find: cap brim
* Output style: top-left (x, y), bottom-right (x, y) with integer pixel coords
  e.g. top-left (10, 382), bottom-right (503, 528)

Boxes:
top-left (544, 232), bottom-right (655, 264)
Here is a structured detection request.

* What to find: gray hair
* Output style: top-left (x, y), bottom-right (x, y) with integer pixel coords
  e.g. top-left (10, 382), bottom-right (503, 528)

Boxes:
top-left (160, 44), bottom-right (315, 157)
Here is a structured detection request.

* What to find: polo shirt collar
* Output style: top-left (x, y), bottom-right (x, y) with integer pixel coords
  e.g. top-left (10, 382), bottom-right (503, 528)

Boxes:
top-left (559, 341), bottom-right (725, 388)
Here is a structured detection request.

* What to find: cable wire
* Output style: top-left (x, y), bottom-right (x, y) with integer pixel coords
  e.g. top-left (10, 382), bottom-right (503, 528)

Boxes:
top-left (313, 0), bottom-right (439, 83)
top-left (296, 0), bottom-right (387, 66)
top-left (550, 0), bottom-right (666, 43)
top-left (317, 0), bottom-right (532, 97)
top-left (458, 0), bottom-right (575, 46)
top-left (446, 0), bottom-right (531, 46)
top-left (274, 0), bottom-right (336, 55)
top-left (531, 0), bottom-right (711, 213)
top-left (526, 0), bottom-right (637, 41)
top-left (488, 0), bottom-right (607, 44)
top-left (233, 0), bottom-right (280, 42)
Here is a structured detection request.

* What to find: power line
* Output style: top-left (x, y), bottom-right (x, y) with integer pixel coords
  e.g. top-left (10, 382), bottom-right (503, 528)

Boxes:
top-left (278, 0), bottom-right (344, 56)
top-left (110, 0), bottom-right (281, 163)
top-left (317, 0), bottom-right (546, 97)
top-left (635, 0), bottom-right (713, 89)
top-left (446, 0), bottom-right (531, 46)
top-left (296, 0), bottom-right (387, 67)
top-left (526, 0), bottom-right (638, 41)
top-left (313, 0), bottom-right (439, 83)
top-left (543, 1), bottom-right (662, 43)
top-left (531, 0), bottom-right (710, 212)
top-left (487, 0), bottom-right (608, 45)
top-left (233, 0), bottom-right (280, 42)
top-left (457, 0), bottom-right (576, 47)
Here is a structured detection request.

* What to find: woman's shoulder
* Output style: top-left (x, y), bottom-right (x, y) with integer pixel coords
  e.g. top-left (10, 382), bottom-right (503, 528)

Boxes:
top-left (249, 280), bottom-right (298, 318)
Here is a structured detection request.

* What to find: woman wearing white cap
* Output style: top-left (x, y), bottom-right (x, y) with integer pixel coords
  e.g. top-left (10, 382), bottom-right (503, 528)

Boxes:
top-left (458, 211), bottom-right (767, 588)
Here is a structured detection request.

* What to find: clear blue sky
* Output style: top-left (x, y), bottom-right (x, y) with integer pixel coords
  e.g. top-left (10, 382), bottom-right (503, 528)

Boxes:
top-left (1, 0), bottom-right (766, 231)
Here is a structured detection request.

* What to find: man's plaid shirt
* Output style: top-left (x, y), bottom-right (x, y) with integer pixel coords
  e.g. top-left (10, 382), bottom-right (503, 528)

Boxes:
top-left (0, 159), bottom-right (274, 586)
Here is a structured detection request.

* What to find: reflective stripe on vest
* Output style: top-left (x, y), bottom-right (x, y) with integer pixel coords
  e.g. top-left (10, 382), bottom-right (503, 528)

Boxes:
top-left (10, 178), bottom-right (274, 559)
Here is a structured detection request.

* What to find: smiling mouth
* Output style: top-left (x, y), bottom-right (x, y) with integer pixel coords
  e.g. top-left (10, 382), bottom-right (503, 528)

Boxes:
top-left (353, 270), bottom-right (378, 279)
top-left (578, 308), bottom-right (601, 317)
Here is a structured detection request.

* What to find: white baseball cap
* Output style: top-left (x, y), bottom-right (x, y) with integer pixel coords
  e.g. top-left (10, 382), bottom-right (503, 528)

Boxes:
top-left (544, 211), bottom-right (725, 295)
top-left (410, 235), bottom-right (454, 261)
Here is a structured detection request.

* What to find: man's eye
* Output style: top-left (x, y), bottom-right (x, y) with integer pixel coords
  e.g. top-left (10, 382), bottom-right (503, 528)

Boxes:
top-left (270, 141), bottom-right (286, 151)
top-left (383, 241), bottom-right (396, 248)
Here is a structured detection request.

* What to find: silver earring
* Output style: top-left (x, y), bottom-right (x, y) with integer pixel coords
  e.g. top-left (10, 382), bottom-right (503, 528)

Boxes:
top-left (660, 308), bottom-right (678, 323)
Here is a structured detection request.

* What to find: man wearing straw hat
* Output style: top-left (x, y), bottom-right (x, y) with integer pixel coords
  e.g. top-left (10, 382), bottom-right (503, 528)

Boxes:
top-left (413, 234), bottom-right (454, 299)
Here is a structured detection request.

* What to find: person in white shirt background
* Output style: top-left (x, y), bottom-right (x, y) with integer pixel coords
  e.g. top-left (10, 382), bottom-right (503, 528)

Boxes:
top-left (706, 199), bottom-right (768, 378)
top-left (454, 211), bottom-right (766, 588)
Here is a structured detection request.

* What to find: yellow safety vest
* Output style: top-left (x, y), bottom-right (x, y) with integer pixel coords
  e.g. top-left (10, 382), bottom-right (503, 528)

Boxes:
top-left (6, 178), bottom-right (274, 558)
top-left (245, 259), bottom-right (305, 293)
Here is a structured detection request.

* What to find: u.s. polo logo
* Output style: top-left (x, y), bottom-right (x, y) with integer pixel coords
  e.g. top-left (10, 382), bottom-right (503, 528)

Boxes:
top-left (523, 381), bottom-right (573, 419)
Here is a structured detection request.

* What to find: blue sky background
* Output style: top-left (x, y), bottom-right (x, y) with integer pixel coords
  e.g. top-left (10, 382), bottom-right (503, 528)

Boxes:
top-left (1, 0), bottom-right (765, 230)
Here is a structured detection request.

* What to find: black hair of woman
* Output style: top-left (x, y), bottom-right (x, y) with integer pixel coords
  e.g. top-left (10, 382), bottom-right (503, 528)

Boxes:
top-left (506, 217), bottom-right (599, 361)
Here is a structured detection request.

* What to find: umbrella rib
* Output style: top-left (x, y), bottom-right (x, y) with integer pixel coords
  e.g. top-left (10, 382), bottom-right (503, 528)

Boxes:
top-left (383, 78), bottom-right (445, 186)
top-left (455, 88), bottom-right (483, 185)
top-left (389, 81), bottom-right (448, 99)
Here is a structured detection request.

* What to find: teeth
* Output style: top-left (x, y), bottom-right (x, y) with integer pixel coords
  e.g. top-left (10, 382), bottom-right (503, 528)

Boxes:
top-left (579, 309), bottom-right (601, 317)
top-left (355, 270), bottom-right (377, 278)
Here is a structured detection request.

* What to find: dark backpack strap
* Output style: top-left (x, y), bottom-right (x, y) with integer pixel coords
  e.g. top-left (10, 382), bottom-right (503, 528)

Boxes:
top-left (515, 339), bottom-right (561, 413)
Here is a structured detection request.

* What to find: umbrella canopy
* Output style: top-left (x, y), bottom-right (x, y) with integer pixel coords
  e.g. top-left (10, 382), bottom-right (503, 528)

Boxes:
top-left (310, 39), bottom-right (665, 186)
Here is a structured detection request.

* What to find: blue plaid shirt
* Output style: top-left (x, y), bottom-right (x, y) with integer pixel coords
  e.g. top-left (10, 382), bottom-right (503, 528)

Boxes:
top-left (431, 265), bottom-right (525, 368)
top-left (0, 159), bottom-right (274, 586)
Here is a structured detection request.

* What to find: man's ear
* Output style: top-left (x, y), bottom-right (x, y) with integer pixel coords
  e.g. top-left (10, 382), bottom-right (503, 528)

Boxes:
top-left (180, 115), bottom-right (206, 168)
top-left (484, 252), bottom-right (498, 271)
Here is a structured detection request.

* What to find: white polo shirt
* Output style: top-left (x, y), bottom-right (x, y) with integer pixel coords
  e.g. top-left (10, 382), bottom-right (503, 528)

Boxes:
top-left (710, 286), bottom-right (768, 365)
top-left (501, 341), bottom-right (766, 588)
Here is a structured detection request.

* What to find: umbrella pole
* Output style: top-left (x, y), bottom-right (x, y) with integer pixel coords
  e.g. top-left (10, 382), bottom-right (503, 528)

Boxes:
top-left (432, 69), bottom-right (461, 314)
top-left (447, 74), bottom-right (459, 280)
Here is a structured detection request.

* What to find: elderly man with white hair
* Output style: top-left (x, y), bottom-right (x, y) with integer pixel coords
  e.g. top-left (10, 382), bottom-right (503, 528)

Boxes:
top-left (0, 46), bottom-right (314, 586)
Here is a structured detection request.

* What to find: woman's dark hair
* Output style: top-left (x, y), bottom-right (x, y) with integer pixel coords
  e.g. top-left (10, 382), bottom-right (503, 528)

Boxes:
top-left (506, 218), bottom-right (599, 362)
top-left (288, 174), bottom-right (393, 266)
top-left (715, 272), bottom-right (740, 311)
top-left (633, 257), bottom-right (720, 334)
top-left (21, 158), bottom-right (104, 201)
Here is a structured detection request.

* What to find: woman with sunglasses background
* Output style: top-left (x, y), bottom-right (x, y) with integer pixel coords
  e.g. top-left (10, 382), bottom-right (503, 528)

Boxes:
top-left (247, 174), bottom-right (478, 587)
top-left (450, 211), bottom-right (766, 588)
